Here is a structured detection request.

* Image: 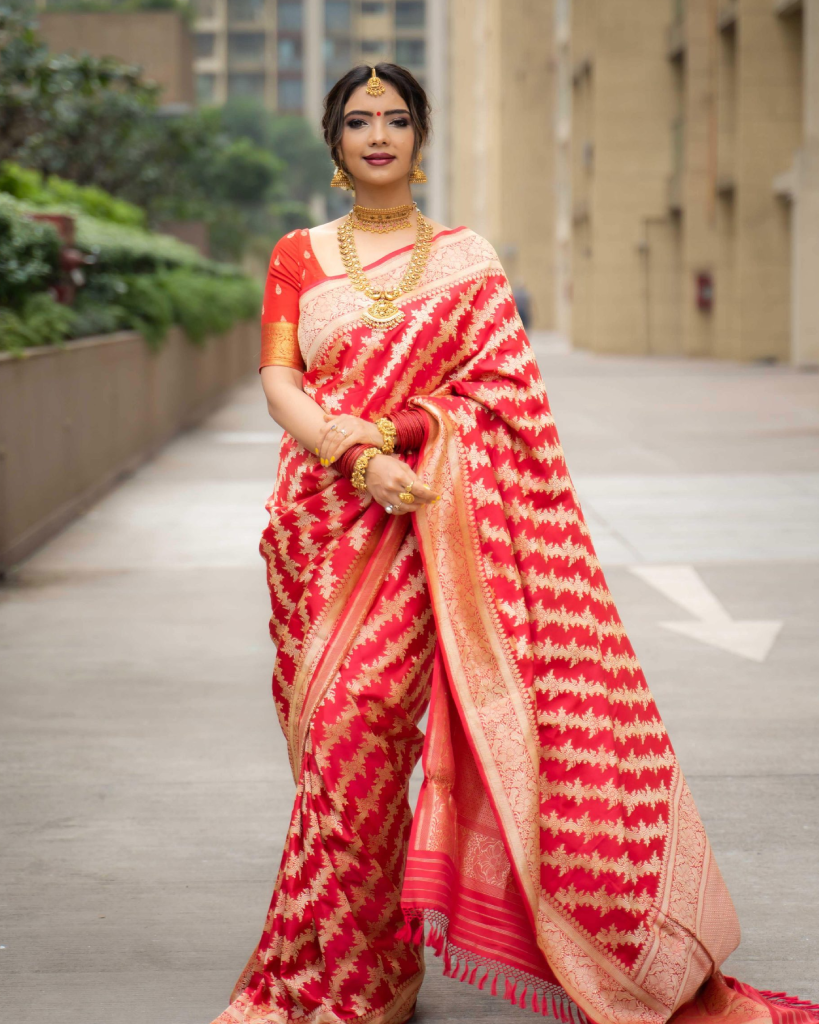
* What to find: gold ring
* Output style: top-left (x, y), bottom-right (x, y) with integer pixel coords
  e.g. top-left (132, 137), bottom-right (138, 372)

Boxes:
top-left (398, 491), bottom-right (415, 504)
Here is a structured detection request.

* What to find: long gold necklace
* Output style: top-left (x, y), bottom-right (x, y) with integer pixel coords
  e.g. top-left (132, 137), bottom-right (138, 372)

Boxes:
top-left (338, 209), bottom-right (433, 329)
top-left (351, 201), bottom-right (416, 233)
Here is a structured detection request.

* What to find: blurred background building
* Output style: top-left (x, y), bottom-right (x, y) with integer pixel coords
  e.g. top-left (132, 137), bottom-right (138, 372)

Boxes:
top-left (19, 0), bottom-right (819, 362)
top-left (35, 7), bottom-right (196, 106)
top-left (565, 0), bottom-right (818, 365)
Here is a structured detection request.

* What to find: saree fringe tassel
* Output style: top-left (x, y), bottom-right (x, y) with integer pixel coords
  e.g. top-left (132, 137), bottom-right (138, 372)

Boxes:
top-left (758, 991), bottom-right (819, 1012)
top-left (400, 907), bottom-right (588, 1023)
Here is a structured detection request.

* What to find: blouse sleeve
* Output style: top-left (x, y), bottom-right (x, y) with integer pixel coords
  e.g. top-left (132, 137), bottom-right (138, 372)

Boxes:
top-left (259, 234), bottom-right (306, 373)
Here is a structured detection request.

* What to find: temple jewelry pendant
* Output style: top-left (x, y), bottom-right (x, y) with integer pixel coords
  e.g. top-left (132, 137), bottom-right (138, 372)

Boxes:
top-left (362, 296), bottom-right (405, 329)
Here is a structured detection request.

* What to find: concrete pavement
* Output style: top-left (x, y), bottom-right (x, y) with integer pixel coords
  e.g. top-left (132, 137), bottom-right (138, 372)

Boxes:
top-left (1, 333), bottom-right (817, 1023)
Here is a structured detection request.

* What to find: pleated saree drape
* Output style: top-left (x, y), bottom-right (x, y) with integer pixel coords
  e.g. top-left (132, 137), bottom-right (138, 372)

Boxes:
top-left (209, 228), bottom-right (819, 1024)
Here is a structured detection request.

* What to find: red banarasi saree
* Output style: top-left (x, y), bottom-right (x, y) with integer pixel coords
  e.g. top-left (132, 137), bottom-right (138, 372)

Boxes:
top-left (210, 227), bottom-right (818, 1024)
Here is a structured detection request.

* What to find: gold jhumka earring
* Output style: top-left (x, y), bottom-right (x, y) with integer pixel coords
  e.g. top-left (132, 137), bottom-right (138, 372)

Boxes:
top-left (330, 162), bottom-right (355, 190)
top-left (408, 152), bottom-right (427, 184)
top-left (365, 66), bottom-right (385, 97)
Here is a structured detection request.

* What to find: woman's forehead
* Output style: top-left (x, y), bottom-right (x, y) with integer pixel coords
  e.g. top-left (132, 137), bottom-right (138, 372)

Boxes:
top-left (344, 83), bottom-right (404, 112)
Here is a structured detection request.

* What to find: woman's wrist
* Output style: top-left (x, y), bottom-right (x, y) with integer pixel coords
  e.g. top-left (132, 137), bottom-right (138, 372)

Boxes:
top-left (337, 442), bottom-right (371, 481)
top-left (350, 447), bottom-right (383, 492)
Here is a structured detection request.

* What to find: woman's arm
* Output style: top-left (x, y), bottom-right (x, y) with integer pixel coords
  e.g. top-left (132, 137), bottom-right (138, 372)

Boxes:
top-left (260, 365), bottom-right (329, 455)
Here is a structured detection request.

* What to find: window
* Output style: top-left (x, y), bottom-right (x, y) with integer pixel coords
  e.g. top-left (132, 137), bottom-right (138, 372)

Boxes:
top-left (193, 0), bottom-right (216, 19)
top-left (227, 0), bottom-right (263, 22)
top-left (196, 73), bottom-right (216, 103)
top-left (323, 36), bottom-right (351, 62)
top-left (228, 72), bottom-right (265, 97)
top-left (361, 38), bottom-right (386, 54)
top-left (325, 0), bottom-right (351, 31)
top-left (277, 2), bottom-right (303, 30)
top-left (278, 77), bottom-right (303, 111)
top-left (195, 33), bottom-right (215, 58)
top-left (395, 37), bottom-right (424, 65)
top-left (361, 1), bottom-right (386, 13)
top-left (228, 32), bottom-right (265, 62)
top-left (278, 35), bottom-right (303, 70)
top-left (395, 1), bottom-right (424, 27)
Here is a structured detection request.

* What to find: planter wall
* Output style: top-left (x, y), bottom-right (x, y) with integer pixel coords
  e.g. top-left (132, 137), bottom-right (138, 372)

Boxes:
top-left (0, 321), bottom-right (257, 574)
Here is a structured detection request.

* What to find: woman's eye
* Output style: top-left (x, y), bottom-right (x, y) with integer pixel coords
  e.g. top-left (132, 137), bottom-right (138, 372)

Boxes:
top-left (346, 118), bottom-right (367, 128)
top-left (390, 118), bottom-right (409, 128)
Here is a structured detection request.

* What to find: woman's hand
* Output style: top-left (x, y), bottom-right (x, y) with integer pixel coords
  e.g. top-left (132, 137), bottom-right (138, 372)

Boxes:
top-left (364, 454), bottom-right (440, 515)
top-left (316, 412), bottom-right (382, 465)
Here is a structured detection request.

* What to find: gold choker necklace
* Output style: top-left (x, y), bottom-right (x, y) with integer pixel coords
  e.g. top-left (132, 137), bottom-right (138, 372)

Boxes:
top-left (351, 201), bottom-right (416, 233)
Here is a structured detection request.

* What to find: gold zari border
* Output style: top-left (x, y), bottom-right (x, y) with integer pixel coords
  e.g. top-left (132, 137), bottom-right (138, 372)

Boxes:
top-left (261, 322), bottom-right (305, 371)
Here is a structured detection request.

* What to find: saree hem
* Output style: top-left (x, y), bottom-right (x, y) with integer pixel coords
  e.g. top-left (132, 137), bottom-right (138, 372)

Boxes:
top-left (398, 906), bottom-right (589, 1022)
top-left (210, 965), bottom-right (423, 1024)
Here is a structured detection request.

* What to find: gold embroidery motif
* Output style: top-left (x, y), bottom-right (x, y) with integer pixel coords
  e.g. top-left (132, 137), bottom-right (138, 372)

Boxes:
top-left (540, 810), bottom-right (669, 846)
top-left (542, 777), bottom-right (670, 811)
top-left (555, 883), bottom-right (656, 915)
top-left (534, 669), bottom-right (654, 707)
top-left (541, 844), bottom-right (663, 884)
top-left (261, 322), bottom-right (305, 370)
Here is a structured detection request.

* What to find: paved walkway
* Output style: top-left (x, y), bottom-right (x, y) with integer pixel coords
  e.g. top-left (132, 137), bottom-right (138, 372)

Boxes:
top-left (1, 333), bottom-right (817, 1023)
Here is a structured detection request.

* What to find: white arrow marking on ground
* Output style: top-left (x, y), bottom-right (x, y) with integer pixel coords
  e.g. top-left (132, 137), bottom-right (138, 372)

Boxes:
top-left (628, 565), bottom-right (782, 663)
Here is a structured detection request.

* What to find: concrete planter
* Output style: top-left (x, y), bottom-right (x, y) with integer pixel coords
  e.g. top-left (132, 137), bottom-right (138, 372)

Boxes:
top-left (0, 321), bottom-right (257, 574)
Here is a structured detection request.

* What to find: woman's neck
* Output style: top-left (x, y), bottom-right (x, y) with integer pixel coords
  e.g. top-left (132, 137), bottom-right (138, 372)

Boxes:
top-left (350, 181), bottom-right (414, 209)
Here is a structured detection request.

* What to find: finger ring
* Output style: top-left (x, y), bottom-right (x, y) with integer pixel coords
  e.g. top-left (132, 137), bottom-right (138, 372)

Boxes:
top-left (339, 428), bottom-right (348, 435)
top-left (399, 491), bottom-right (415, 503)
top-left (385, 504), bottom-right (394, 514)
top-left (329, 423), bottom-right (337, 431)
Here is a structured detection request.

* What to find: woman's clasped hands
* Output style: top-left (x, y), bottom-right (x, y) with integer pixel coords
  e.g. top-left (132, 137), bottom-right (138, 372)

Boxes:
top-left (316, 411), bottom-right (440, 516)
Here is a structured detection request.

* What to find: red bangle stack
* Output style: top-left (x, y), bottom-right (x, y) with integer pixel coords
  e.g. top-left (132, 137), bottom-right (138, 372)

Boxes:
top-left (390, 408), bottom-right (427, 452)
top-left (335, 409), bottom-right (429, 482)
top-left (338, 443), bottom-right (372, 481)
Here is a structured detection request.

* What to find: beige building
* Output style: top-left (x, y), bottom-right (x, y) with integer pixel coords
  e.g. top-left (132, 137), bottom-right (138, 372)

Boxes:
top-left (36, 10), bottom-right (195, 106)
top-left (446, 0), bottom-right (557, 330)
top-left (565, 0), bottom-right (818, 365)
top-left (192, 1), bottom-right (427, 116)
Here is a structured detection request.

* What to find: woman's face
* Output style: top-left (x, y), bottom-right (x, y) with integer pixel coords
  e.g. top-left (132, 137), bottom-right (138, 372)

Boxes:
top-left (338, 80), bottom-right (416, 190)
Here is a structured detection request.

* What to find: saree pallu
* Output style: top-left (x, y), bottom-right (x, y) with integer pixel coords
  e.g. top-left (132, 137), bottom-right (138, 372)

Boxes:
top-left (210, 228), bottom-right (819, 1024)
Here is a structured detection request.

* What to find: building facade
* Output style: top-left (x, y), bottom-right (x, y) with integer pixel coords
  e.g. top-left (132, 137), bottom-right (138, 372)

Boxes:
top-left (446, 0), bottom-right (557, 330)
top-left (36, 10), bottom-right (196, 107)
top-left (565, 0), bottom-right (818, 365)
top-left (192, 1), bottom-right (427, 116)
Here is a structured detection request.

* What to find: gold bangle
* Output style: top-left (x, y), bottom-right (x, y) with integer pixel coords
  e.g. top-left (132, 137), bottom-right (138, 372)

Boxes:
top-left (375, 416), bottom-right (397, 454)
top-left (351, 446), bottom-right (383, 492)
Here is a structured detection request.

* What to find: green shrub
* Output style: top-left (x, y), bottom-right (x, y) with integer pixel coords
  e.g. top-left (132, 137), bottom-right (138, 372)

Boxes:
top-left (0, 162), bottom-right (146, 228)
top-left (0, 293), bottom-right (78, 352)
top-left (159, 268), bottom-right (261, 345)
top-left (0, 195), bottom-right (61, 308)
top-left (115, 274), bottom-right (175, 350)
top-left (69, 297), bottom-right (128, 339)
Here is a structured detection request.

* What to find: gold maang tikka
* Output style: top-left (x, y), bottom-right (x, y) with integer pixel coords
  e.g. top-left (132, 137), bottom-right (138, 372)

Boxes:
top-left (365, 66), bottom-right (385, 97)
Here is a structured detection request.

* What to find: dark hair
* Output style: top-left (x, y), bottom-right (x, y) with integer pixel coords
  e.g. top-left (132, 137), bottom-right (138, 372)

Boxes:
top-left (321, 63), bottom-right (431, 171)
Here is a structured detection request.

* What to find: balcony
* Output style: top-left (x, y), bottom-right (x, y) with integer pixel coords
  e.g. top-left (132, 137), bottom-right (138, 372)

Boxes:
top-left (716, 174), bottom-right (736, 197)
top-left (667, 0), bottom-right (686, 60)
top-left (572, 199), bottom-right (589, 225)
top-left (718, 0), bottom-right (738, 31)
top-left (571, 55), bottom-right (592, 86)
top-left (668, 115), bottom-right (684, 212)
top-left (774, 0), bottom-right (802, 15)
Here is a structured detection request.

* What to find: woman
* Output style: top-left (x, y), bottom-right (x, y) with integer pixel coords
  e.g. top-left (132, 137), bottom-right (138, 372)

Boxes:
top-left (209, 64), bottom-right (818, 1024)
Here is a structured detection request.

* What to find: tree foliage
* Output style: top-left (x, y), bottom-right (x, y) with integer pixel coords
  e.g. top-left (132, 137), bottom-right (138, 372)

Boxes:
top-left (0, 5), bottom-right (330, 261)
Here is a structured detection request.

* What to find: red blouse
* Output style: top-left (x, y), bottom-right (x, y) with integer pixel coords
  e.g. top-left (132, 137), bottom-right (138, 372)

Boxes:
top-left (259, 228), bottom-right (325, 373)
top-left (259, 227), bottom-right (429, 474)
